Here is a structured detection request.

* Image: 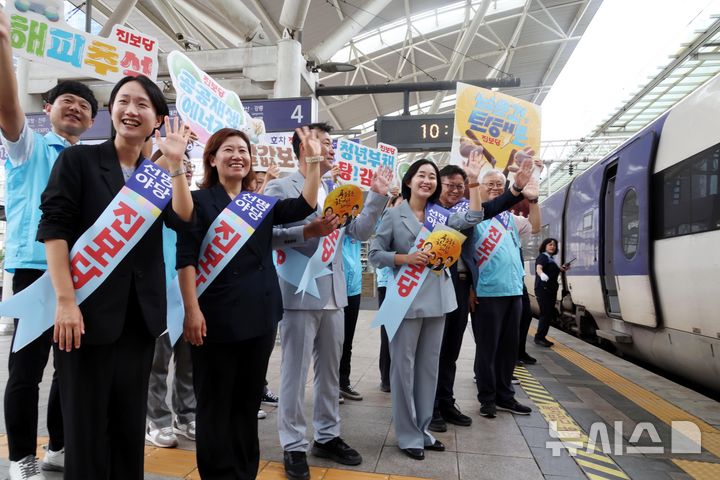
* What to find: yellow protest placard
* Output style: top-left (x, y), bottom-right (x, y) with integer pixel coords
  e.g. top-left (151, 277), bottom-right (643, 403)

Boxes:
top-left (450, 82), bottom-right (541, 171)
top-left (323, 185), bottom-right (364, 227)
top-left (421, 225), bottom-right (466, 272)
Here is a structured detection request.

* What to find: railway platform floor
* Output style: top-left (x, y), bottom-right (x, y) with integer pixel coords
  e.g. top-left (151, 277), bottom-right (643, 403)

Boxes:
top-left (0, 309), bottom-right (718, 480)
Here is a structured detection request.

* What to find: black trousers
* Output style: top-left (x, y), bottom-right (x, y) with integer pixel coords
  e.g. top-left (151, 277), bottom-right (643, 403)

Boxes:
top-left (4, 268), bottom-right (64, 460)
top-left (56, 289), bottom-right (155, 480)
top-left (377, 287), bottom-right (391, 388)
top-left (434, 275), bottom-right (471, 411)
top-left (518, 286), bottom-right (533, 358)
top-left (535, 288), bottom-right (558, 341)
top-left (471, 296), bottom-right (521, 404)
top-left (193, 331), bottom-right (275, 480)
top-left (339, 293), bottom-right (362, 387)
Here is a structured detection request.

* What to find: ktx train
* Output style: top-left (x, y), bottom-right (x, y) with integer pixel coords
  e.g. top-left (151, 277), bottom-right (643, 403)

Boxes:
top-left (526, 73), bottom-right (720, 393)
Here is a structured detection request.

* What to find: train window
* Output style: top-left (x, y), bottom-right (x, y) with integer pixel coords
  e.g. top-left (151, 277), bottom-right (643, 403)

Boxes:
top-left (654, 143), bottom-right (720, 239)
top-left (621, 188), bottom-right (639, 259)
top-left (583, 212), bottom-right (593, 230)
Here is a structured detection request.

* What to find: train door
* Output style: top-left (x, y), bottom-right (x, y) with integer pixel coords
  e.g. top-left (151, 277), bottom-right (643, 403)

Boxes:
top-left (601, 164), bottom-right (622, 317)
top-left (611, 132), bottom-right (659, 327)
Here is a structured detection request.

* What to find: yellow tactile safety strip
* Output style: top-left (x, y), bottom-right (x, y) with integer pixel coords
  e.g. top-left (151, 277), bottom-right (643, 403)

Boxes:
top-left (534, 330), bottom-right (720, 480)
top-left (672, 459), bottom-right (720, 479)
top-left (0, 435), bottom-right (429, 480)
top-left (514, 365), bottom-right (630, 480)
top-left (546, 335), bottom-right (720, 460)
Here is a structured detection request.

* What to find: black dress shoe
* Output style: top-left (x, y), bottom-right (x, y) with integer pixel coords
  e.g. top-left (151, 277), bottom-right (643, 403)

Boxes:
top-left (311, 436), bottom-right (362, 465)
top-left (425, 440), bottom-right (445, 452)
top-left (441, 404), bottom-right (472, 427)
top-left (534, 338), bottom-right (554, 347)
top-left (428, 410), bottom-right (447, 432)
top-left (283, 451), bottom-right (310, 480)
top-left (520, 353), bottom-right (537, 364)
top-left (380, 383), bottom-right (391, 393)
top-left (400, 447), bottom-right (424, 460)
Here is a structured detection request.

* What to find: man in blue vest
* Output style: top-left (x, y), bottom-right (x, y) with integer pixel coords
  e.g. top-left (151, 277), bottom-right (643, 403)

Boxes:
top-left (464, 168), bottom-right (540, 419)
top-left (0, 10), bottom-right (98, 479)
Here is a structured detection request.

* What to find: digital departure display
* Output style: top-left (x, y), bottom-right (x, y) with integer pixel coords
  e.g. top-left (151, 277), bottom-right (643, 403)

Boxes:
top-left (375, 114), bottom-right (454, 152)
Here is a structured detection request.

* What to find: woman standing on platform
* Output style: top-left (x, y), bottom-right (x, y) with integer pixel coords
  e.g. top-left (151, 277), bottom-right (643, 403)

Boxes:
top-left (368, 155), bottom-right (487, 461)
top-left (38, 75), bottom-right (194, 479)
top-left (534, 238), bottom-right (568, 347)
top-left (177, 127), bottom-right (321, 479)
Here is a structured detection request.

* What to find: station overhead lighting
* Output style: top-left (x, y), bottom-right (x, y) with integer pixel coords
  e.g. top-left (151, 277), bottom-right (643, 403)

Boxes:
top-left (311, 61), bottom-right (357, 73)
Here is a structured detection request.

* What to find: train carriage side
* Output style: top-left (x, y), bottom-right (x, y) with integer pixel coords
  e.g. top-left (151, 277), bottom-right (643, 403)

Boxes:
top-left (548, 73), bottom-right (720, 392)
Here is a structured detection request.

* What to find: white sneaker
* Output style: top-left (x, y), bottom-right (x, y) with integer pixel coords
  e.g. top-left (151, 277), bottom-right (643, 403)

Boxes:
top-left (172, 418), bottom-right (196, 441)
top-left (257, 409), bottom-right (267, 419)
top-left (9, 455), bottom-right (45, 480)
top-left (40, 446), bottom-right (64, 472)
top-left (146, 421), bottom-right (179, 448)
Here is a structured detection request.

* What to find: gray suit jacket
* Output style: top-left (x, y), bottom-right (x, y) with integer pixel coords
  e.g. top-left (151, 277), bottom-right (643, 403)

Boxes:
top-left (368, 201), bottom-right (483, 318)
top-left (265, 171), bottom-right (387, 310)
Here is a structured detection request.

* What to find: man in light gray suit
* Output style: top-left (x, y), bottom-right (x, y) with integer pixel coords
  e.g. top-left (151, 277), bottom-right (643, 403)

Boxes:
top-left (265, 123), bottom-right (392, 480)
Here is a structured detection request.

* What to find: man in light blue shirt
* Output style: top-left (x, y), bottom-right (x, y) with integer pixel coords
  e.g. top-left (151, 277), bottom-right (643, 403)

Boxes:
top-left (0, 10), bottom-right (98, 479)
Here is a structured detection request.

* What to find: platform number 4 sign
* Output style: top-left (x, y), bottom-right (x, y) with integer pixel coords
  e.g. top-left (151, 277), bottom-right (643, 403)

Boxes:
top-left (291, 105), bottom-right (304, 124)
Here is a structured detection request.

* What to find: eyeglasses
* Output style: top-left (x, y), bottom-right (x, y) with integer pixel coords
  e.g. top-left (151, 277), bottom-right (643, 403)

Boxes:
top-left (441, 183), bottom-right (465, 191)
top-left (483, 182), bottom-right (505, 189)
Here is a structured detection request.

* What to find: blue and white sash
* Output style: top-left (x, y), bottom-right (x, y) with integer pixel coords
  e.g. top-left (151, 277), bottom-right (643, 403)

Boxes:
top-left (371, 203), bottom-right (451, 341)
top-left (449, 198), bottom-right (469, 214)
top-left (0, 160), bottom-right (173, 352)
top-left (195, 192), bottom-right (277, 296)
top-left (472, 211), bottom-right (515, 275)
top-left (274, 224), bottom-right (345, 300)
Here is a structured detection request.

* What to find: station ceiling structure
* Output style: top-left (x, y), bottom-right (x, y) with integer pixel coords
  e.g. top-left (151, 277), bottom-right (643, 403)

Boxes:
top-left (49, 0), bottom-right (602, 148)
top-left (540, 13), bottom-right (720, 197)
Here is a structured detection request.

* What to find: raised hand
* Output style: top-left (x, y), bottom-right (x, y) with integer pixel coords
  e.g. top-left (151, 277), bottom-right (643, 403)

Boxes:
top-left (0, 10), bottom-right (10, 43)
top-left (370, 165), bottom-right (394, 196)
top-left (513, 156), bottom-right (534, 190)
top-left (266, 162), bottom-right (280, 181)
top-left (523, 175), bottom-right (540, 200)
top-left (295, 126), bottom-right (323, 159)
top-left (465, 148), bottom-right (489, 182)
top-left (155, 116), bottom-right (191, 169)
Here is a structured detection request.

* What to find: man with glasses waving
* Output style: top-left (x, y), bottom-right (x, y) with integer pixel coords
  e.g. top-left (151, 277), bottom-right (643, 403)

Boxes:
top-left (428, 164), bottom-right (527, 433)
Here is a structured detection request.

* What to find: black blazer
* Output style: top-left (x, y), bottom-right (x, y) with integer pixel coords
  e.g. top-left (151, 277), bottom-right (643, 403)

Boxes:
top-left (176, 184), bottom-right (315, 343)
top-left (37, 140), bottom-right (193, 345)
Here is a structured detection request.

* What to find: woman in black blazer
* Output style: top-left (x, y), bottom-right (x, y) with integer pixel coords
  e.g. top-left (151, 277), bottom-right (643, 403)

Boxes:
top-left (37, 75), bottom-right (194, 479)
top-left (177, 127), bottom-right (321, 479)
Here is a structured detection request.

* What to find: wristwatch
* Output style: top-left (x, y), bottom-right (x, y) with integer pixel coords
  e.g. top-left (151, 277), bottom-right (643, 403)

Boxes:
top-left (170, 168), bottom-right (186, 178)
top-left (305, 155), bottom-right (324, 164)
top-left (467, 182), bottom-right (479, 188)
top-left (528, 198), bottom-right (538, 204)
top-left (511, 182), bottom-right (523, 193)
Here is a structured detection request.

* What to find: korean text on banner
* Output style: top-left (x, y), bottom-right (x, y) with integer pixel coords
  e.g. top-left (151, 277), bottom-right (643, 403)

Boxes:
top-left (450, 82), bottom-right (540, 171)
top-left (7, 1), bottom-right (159, 82)
top-left (335, 139), bottom-right (397, 190)
top-left (252, 132), bottom-right (297, 173)
top-left (167, 50), bottom-right (251, 145)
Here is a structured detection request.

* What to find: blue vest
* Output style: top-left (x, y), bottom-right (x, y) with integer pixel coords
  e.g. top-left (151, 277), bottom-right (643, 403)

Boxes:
top-left (342, 235), bottom-right (362, 296)
top-left (4, 129), bottom-right (69, 271)
top-left (473, 214), bottom-right (525, 297)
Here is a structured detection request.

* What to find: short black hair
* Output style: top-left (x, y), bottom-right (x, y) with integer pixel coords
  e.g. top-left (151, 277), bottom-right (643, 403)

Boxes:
top-left (43, 80), bottom-right (99, 118)
top-left (401, 158), bottom-right (441, 204)
top-left (438, 164), bottom-right (467, 181)
top-left (292, 122), bottom-right (333, 158)
top-left (108, 75), bottom-right (169, 139)
top-left (539, 237), bottom-right (559, 254)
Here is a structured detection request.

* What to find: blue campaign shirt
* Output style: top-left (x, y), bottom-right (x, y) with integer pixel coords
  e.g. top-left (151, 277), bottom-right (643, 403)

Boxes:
top-left (2, 121), bottom-right (72, 272)
top-left (342, 235), bottom-right (362, 296)
top-left (376, 266), bottom-right (392, 288)
top-left (473, 214), bottom-right (526, 297)
top-left (162, 226), bottom-right (178, 284)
